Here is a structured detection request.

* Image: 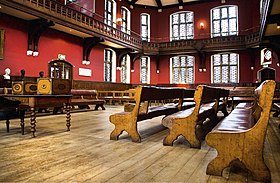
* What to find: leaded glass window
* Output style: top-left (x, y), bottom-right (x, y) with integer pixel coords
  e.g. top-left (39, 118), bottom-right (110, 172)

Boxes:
top-left (171, 56), bottom-right (194, 84)
top-left (141, 14), bottom-right (150, 41)
top-left (121, 7), bottom-right (128, 33)
top-left (212, 53), bottom-right (238, 83)
top-left (171, 11), bottom-right (194, 41)
top-left (211, 5), bottom-right (238, 37)
top-left (105, 0), bottom-right (114, 27)
top-left (140, 57), bottom-right (149, 84)
top-left (104, 49), bottom-right (113, 82)
top-left (121, 55), bottom-right (130, 83)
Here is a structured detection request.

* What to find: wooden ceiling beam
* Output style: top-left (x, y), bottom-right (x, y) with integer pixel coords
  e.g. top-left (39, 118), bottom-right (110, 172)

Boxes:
top-left (178, 0), bottom-right (184, 6)
top-left (155, 0), bottom-right (163, 9)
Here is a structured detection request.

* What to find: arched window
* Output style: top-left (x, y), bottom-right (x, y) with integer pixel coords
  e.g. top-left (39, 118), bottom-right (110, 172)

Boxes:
top-left (211, 5), bottom-right (238, 37)
top-left (170, 55), bottom-right (194, 84)
top-left (211, 53), bottom-right (239, 83)
top-left (104, 0), bottom-right (116, 28)
top-left (170, 11), bottom-right (194, 41)
top-left (104, 49), bottom-right (116, 82)
top-left (121, 6), bottom-right (131, 34)
top-left (140, 13), bottom-right (150, 41)
top-left (140, 56), bottom-right (150, 84)
top-left (120, 55), bottom-right (130, 83)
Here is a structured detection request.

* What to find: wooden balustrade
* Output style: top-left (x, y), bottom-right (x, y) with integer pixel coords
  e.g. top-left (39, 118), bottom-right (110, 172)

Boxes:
top-left (3, 0), bottom-right (261, 54)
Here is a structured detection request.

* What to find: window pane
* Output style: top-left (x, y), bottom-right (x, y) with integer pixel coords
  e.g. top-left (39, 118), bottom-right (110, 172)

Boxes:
top-left (173, 68), bottom-right (180, 83)
top-left (221, 8), bottom-right (228, 18)
top-left (213, 55), bottom-right (221, 65)
top-left (222, 66), bottom-right (228, 82)
top-left (173, 57), bottom-right (180, 67)
top-left (141, 15), bottom-right (147, 25)
top-left (187, 57), bottom-right (194, 66)
top-left (187, 68), bottom-right (194, 83)
top-left (213, 67), bottom-right (221, 83)
top-left (221, 19), bottom-right (228, 35)
top-left (230, 66), bottom-right (238, 82)
top-left (180, 24), bottom-right (186, 39)
top-left (213, 9), bottom-right (220, 20)
top-left (229, 6), bottom-right (236, 18)
top-left (229, 18), bottom-right (237, 33)
top-left (186, 12), bottom-right (193, 22)
top-left (173, 25), bottom-right (179, 38)
top-left (222, 54), bottom-right (229, 65)
top-left (180, 13), bottom-right (186, 23)
top-left (172, 14), bottom-right (179, 24)
top-left (230, 54), bottom-right (237, 64)
top-left (213, 21), bottom-right (220, 33)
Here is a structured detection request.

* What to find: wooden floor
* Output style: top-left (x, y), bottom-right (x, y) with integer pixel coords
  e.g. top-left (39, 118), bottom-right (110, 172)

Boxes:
top-left (0, 105), bottom-right (280, 183)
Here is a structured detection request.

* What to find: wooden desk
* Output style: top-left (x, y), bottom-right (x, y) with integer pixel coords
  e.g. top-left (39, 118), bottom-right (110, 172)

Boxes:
top-left (1, 94), bottom-right (72, 137)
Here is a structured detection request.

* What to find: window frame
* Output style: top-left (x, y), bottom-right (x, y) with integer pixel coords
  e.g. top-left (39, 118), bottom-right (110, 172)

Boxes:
top-left (140, 56), bottom-right (150, 84)
top-left (211, 52), bottom-right (239, 83)
top-left (140, 13), bottom-right (150, 42)
top-left (170, 55), bottom-right (195, 84)
top-left (121, 6), bottom-right (131, 35)
top-left (104, 48), bottom-right (116, 82)
top-left (104, 0), bottom-right (116, 28)
top-left (120, 55), bottom-right (131, 84)
top-left (170, 11), bottom-right (194, 41)
top-left (210, 5), bottom-right (238, 38)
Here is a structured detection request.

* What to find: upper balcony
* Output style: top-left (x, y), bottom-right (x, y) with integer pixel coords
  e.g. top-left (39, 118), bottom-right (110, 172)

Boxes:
top-left (1, 0), bottom-right (261, 55)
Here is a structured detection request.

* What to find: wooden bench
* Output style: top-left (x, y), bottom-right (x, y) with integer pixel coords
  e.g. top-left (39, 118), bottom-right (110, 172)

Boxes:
top-left (98, 89), bottom-right (135, 104)
top-left (228, 86), bottom-right (256, 110)
top-left (205, 80), bottom-right (276, 182)
top-left (161, 85), bottom-right (226, 148)
top-left (109, 86), bottom-right (195, 142)
top-left (53, 89), bottom-right (105, 114)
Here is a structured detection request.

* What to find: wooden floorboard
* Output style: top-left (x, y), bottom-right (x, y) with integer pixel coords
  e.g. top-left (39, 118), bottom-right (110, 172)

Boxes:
top-left (0, 105), bottom-right (280, 182)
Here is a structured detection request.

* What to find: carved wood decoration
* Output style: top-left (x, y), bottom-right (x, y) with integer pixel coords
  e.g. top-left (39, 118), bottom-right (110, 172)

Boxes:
top-left (0, 29), bottom-right (4, 60)
top-left (83, 37), bottom-right (104, 61)
top-left (193, 41), bottom-right (206, 70)
top-left (128, 52), bottom-right (143, 71)
top-left (28, 19), bottom-right (54, 53)
top-left (247, 48), bottom-right (258, 69)
top-left (113, 48), bottom-right (133, 67)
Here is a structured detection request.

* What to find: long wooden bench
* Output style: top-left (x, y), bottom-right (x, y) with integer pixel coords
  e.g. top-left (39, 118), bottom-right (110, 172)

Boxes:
top-left (205, 80), bottom-right (276, 182)
top-left (53, 89), bottom-right (105, 114)
top-left (98, 90), bottom-right (135, 104)
top-left (109, 86), bottom-right (195, 142)
top-left (161, 85), bottom-right (227, 148)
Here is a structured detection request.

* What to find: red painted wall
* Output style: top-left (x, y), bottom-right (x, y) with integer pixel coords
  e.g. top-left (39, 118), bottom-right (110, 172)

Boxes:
top-left (1, 0), bottom-right (280, 85)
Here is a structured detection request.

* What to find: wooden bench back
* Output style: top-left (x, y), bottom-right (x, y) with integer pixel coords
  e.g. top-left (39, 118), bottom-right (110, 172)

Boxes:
top-left (131, 86), bottom-right (194, 116)
top-left (252, 80), bottom-right (276, 128)
top-left (139, 86), bottom-right (193, 102)
top-left (198, 85), bottom-right (221, 104)
top-left (71, 89), bottom-right (98, 99)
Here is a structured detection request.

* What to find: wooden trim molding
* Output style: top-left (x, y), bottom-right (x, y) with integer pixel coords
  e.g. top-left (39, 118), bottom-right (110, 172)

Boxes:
top-left (0, 29), bottom-right (4, 60)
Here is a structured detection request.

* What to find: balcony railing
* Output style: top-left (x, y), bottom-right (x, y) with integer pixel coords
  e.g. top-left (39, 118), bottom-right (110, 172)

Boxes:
top-left (2, 0), bottom-right (261, 54)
